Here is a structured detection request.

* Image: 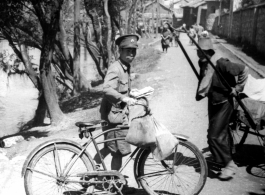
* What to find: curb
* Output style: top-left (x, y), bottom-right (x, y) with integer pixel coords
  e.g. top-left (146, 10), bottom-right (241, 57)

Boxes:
top-left (212, 36), bottom-right (265, 78)
top-left (219, 43), bottom-right (265, 78)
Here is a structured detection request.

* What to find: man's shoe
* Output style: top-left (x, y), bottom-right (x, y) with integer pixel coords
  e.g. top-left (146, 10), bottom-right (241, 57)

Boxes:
top-left (218, 160), bottom-right (237, 181)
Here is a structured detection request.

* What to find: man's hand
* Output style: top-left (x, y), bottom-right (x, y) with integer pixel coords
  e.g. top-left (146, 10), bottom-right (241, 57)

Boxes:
top-left (230, 87), bottom-right (238, 97)
top-left (122, 97), bottom-right (137, 106)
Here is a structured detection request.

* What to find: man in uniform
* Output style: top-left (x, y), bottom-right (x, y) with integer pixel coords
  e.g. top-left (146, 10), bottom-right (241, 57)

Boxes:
top-left (100, 34), bottom-right (138, 172)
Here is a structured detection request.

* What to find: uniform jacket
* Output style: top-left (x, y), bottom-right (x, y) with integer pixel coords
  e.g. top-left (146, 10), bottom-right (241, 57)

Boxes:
top-left (100, 60), bottom-right (132, 155)
top-left (100, 60), bottom-right (131, 124)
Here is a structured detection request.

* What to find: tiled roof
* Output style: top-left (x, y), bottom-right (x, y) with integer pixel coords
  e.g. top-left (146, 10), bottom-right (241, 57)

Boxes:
top-left (181, 0), bottom-right (206, 8)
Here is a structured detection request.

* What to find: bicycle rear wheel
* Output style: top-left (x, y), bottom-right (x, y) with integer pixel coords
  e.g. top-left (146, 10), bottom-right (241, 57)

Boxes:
top-left (24, 143), bottom-right (95, 195)
top-left (230, 121), bottom-right (249, 151)
top-left (138, 140), bottom-right (207, 195)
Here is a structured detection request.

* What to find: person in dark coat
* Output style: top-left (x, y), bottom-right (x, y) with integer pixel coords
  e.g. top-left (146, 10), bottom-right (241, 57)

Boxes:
top-left (196, 36), bottom-right (249, 180)
top-left (100, 35), bottom-right (138, 171)
top-left (161, 23), bottom-right (172, 53)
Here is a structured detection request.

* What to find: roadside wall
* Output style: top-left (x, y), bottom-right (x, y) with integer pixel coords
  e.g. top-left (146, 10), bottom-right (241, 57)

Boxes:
top-left (212, 3), bottom-right (265, 55)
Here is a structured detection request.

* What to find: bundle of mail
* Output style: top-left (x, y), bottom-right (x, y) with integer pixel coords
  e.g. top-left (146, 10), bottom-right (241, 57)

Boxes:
top-left (130, 86), bottom-right (154, 98)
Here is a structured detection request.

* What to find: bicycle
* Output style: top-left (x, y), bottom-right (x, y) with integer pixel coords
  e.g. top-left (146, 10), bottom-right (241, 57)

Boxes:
top-left (229, 94), bottom-right (265, 152)
top-left (22, 102), bottom-right (208, 195)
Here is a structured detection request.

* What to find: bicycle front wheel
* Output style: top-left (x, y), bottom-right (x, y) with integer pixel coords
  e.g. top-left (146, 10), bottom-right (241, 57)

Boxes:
top-left (24, 143), bottom-right (95, 195)
top-left (138, 140), bottom-right (207, 195)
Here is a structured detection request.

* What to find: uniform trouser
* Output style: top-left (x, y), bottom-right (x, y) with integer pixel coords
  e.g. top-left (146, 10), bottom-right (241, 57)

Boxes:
top-left (208, 99), bottom-right (234, 166)
top-left (102, 124), bottom-right (131, 170)
top-left (103, 123), bottom-right (131, 156)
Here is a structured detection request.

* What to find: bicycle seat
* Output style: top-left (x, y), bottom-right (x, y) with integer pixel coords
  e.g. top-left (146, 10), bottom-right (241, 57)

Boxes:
top-left (75, 120), bottom-right (107, 128)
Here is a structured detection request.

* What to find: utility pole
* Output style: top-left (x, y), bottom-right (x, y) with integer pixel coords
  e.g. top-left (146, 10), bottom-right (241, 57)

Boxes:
top-left (73, 0), bottom-right (81, 95)
top-left (156, 0), bottom-right (159, 37)
top-left (152, 2), bottom-right (154, 36)
top-left (229, 0), bottom-right (234, 38)
top-left (158, 0), bottom-right (161, 29)
top-left (218, 0), bottom-right (222, 26)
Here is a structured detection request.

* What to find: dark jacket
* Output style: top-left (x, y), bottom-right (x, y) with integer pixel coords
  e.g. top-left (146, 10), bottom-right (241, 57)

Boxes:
top-left (209, 58), bottom-right (248, 104)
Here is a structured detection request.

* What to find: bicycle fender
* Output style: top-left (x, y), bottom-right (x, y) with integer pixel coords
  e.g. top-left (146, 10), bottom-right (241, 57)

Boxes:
top-left (173, 133), bottom-right (189, 141)
top-left (21, 139), bottom-right (95, 177)
top-left (133, 148), bottom-right (146, 187)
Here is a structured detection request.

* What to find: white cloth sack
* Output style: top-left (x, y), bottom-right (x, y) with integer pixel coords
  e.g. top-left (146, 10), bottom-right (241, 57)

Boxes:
top-left (151, 118), bottom-right (179, 161)
top-left (243, 74), bottom-right (265, 102)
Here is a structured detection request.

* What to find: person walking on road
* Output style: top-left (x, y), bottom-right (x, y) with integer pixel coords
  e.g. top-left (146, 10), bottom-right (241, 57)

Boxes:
top-left (172, 29), bottom-right (180, 47)
top-left (196, 23), bottom-right (204, 39)
top-left (161, 23), bottom-right (172, 53)
top-left (196, 36), bottom-right (249, 180)
top-left (189, 26), bottom-right (197, 45)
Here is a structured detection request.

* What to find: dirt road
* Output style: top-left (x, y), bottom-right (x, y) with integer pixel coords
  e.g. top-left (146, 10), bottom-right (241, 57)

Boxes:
top-left (1, 33), bottom-right (265, 195)
top-left (142, 34), bottom-right (265, 195)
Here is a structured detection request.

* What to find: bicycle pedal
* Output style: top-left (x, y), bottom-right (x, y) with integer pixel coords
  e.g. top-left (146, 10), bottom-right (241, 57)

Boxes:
top-left (95, 164), bottom-right (102, 171)
top-left (86, 192), bottom-right (115, 195)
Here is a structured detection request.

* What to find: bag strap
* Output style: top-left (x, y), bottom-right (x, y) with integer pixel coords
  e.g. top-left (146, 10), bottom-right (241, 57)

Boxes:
top-left (131, 97), bottom-right (151, 121)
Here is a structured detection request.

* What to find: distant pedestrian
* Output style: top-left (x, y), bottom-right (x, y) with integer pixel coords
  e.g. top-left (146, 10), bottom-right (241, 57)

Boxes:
top-left (197, 23), bottom-right (204, 38)
top-left (172, 29), bottom-right (180, 47)
top-left (189, 26), bottom-right (196, 45)
top-left (160, 23), bottom-right (172, 53)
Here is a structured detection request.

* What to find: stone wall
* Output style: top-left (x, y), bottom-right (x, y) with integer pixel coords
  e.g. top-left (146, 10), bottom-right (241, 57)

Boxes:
top-left (220, 14), bottom-right (230, 37)
top-left (231, 11), bottom-right (241, 41)
top-left (213, 3), bottom-right (265, 55)
top-left (241, 9), bottom-right (255, 43)
top-left (255, 7), bottom-right (265, 54)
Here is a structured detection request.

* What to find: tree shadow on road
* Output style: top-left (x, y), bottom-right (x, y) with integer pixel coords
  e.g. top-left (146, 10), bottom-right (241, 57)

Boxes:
top-left (201, 147), bottom-right (223, 179)
top-left (233, 144), bottom-right (264, 167)
top-left (248, 189), bottom-right (265, 195)
top-left (202, 144), bottom-right (265, 179)
top-left (60, 91), bottom-right (103, 113)
top-left (0, 129), bottom-right (49, 144)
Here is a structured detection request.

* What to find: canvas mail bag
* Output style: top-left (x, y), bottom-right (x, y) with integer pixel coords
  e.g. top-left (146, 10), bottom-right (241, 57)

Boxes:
top-left (125, 98), bottom-right (156, 148)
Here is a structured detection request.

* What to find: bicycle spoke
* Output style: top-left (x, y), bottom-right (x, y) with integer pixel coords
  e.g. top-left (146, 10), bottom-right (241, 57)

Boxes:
top-left (27, 167), bottom-right (59, 180)
top-left (53, 143), bottom-right (62, 176)
top-left (25, 143), bottom-right (94, 195)
top-left (139, 141), bottom-right (207, 195)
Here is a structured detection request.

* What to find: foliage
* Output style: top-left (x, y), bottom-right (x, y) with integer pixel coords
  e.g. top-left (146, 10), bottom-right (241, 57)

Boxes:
top-left (0, 0), bottom-right (148, 126)
top-left (0, 1), bottom-right (24, 26)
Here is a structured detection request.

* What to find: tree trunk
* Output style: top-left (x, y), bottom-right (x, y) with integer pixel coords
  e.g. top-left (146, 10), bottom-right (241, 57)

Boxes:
top-left (59, 9), bottom-right (73, 74)
top-left (73, 0), bottom-right (81, 95)
top-left (33, 0), bottom-right (65, 125)
top-left (32, 91), bottom-right (48, 126)
top-left (104, 0), bottom-right (112, 67)
top-left (21, 44), bottom-right (48, 126)
top-left (20, 44), bottom-right (40, 88)
top-left (82, 22), bottom-right (105, 79)
top-left (127, 0), bottom-right (139, 34)
top-left (84, 1), bottom-right (108, 70)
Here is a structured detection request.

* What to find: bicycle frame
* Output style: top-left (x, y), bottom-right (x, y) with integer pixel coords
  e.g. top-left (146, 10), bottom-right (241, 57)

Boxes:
top-left (22, 123), bottom-right (190, 187)
top-left (59, 127), bottom-right (142, 178)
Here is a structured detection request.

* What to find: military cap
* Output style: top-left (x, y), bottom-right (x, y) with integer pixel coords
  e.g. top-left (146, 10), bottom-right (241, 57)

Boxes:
top-left (115, 34), bottom-right (139, 48)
